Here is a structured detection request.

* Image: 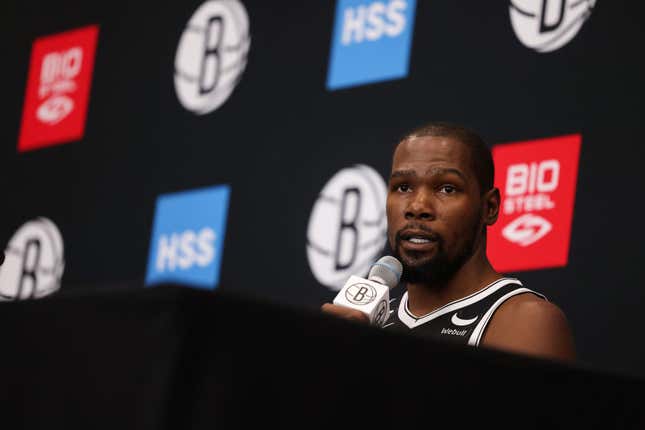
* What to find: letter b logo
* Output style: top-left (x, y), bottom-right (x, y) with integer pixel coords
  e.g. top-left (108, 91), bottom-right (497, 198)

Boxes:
top-left (335, 187), bottom-right (361, 270)
top-left (307, 165), bottom-right (387, 291)
top-left (174, 0), bottom-right (250, 115)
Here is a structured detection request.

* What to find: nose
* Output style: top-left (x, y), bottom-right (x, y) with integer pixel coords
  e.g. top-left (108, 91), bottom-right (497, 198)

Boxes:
top-left (405, 187), bottom-right (435, 220)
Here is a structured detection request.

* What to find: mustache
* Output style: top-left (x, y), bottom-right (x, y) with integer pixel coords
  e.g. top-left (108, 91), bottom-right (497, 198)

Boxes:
top-left (394, 223), bottom-right (442, 243)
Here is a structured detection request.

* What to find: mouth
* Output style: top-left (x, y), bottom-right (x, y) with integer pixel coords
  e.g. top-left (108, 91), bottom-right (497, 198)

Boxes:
top-left (398, 229), bottom-right (439, 251)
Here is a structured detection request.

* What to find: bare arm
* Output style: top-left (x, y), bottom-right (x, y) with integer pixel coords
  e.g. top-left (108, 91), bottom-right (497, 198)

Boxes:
top-left (481, 294), bottom-right (576, 362)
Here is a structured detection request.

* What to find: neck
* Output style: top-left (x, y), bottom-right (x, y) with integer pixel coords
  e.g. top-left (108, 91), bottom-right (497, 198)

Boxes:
top-left (405, 246), bottom-right (502, 317)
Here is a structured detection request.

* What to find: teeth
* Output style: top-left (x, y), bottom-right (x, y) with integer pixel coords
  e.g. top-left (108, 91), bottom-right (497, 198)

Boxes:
top-left (409, 237), bottom-right (430, 244)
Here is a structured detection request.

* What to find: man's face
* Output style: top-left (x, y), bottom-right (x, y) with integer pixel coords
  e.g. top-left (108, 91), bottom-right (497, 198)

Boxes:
top-left (386, 135), bottom-right (485, 284)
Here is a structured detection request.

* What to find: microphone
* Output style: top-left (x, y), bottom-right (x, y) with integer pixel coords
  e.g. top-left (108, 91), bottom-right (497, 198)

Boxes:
top-left (332, 256), bottom-right (402, 327)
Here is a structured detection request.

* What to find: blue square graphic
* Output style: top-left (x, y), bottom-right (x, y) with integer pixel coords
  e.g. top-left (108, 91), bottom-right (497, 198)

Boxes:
top-left (327, 0), bottom-right (416, 90)
top-left (145, 184), bottom-right (230, 290)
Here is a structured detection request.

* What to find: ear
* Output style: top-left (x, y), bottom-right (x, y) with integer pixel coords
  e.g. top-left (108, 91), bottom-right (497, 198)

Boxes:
top-left (482, 187), bottom-right (500, 226)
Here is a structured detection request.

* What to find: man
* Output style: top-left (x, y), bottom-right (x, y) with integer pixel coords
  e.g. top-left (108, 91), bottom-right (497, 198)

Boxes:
top-left (322, 122), bottom-right (575, 362)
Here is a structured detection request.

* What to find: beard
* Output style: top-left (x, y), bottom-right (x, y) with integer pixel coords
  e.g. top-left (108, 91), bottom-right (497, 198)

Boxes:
top-left (390, 217), bottom-right (481, 288)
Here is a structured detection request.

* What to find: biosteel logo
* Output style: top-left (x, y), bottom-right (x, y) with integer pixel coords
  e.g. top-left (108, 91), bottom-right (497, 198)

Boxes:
top-left (18, 25), bottom-right (99, 152)
top-left (488, 134), bottom-right (581, 272)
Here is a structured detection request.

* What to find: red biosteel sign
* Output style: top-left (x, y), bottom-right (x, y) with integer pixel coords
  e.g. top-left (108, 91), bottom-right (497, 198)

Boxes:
top-left (488, 134), bottom-right (581, 273)
top-left (17, 25), bottom-right (99, 152)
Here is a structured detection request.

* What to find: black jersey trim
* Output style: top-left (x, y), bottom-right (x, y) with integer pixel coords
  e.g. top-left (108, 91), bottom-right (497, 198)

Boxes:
top-left (398, 278), bottom-right (522, 329)
top-left (468, 288), bottom-right (547, 347)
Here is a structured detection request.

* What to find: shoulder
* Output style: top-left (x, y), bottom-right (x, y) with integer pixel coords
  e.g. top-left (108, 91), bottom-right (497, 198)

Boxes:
top-left (481, 291), bottom-right (576, 362)
top-left (494, 293), bottom-right (567, 327)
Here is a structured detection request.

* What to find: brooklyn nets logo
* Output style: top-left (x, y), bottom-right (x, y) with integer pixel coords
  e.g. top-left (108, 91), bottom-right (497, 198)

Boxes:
top-left (373, 299), bottom-right (388, 326)
top-left (345, 283), bottom-right (377, 305)
top-left (0, 218), bottom-right (65, 300)
top-left (509, 0), bottom-right (596, 53)
top-left (307, 165), bottom-right (387, 291)
top-left (174, 0), bottom-right (251, 114)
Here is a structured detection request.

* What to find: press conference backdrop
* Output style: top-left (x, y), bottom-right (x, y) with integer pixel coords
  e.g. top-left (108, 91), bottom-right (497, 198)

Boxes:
top-left (1, 0), bottom-right (644, 378)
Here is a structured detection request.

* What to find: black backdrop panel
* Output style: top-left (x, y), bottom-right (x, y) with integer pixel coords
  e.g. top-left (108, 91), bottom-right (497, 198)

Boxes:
top-left (2, 0), bottom-right (645, 379)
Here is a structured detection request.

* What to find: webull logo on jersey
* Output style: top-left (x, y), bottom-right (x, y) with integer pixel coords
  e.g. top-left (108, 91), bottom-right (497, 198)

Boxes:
top-left (326, 0), bottom-right (417, 90)
top-left (488, 134), bottom-right (581, 272)
top-left (146, 185), bottom-right (230, 289)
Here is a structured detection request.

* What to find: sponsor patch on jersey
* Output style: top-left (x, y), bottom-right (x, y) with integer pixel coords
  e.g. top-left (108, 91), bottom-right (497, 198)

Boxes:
top-left (441, 327), bottom-right (468, 336)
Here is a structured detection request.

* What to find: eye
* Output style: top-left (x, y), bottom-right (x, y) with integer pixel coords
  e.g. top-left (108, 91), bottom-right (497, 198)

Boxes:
top-left (395, 183), bottom-right (411, 193)
top-left (439, 184), bottom-right (457, 194)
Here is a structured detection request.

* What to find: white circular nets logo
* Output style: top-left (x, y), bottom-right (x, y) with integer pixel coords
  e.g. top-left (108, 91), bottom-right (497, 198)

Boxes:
top-left (345, 283), bottom-right (377, 305)
top-left (174, 0), bottom-right (251, 114)
top-left (0, 217), bottom-right (65, 300)
top-left (510, 0), bottom-right (596, 53)
top-left (307, 165), bottom-right (387, 291)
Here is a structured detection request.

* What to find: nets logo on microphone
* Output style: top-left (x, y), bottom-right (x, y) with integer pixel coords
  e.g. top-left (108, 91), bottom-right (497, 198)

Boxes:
top-left (326, 0), bottom-right (416, 90)
top-left (488, 134), bottom-right (581, 272)
top-left (345, 283), bottom-right (377, 305)
top-left (307, 164), bottom-right (387, 290)
top-left (18, 25), bottom-right (99, 152)
top-left (0, 218), bottom-right (65, 300)
top-left (146, 185), bottom-right (230, 289)
top-left (509, 0), bottom-right (595, 53)
top-left (174, 0), bottom-right (250, 115)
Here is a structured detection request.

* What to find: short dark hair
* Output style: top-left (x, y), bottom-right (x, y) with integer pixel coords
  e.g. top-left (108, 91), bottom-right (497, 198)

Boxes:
top-left (399, 122), bottom-right (494, 194)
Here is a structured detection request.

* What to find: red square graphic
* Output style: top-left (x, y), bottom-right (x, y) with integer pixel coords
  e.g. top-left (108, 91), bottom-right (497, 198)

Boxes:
top-left (488, 134), bottom-right (581, 273)
top-left (17, 25), bottom-right (99, 152)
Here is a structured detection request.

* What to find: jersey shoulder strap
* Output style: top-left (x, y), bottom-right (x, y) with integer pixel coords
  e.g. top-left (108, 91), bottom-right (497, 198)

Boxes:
top-left (466, 280), bottom-right (546, 346)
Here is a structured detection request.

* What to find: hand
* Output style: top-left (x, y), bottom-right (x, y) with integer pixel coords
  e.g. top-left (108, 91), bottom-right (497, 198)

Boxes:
top-left (321, 303), bottom-right (370, 324)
